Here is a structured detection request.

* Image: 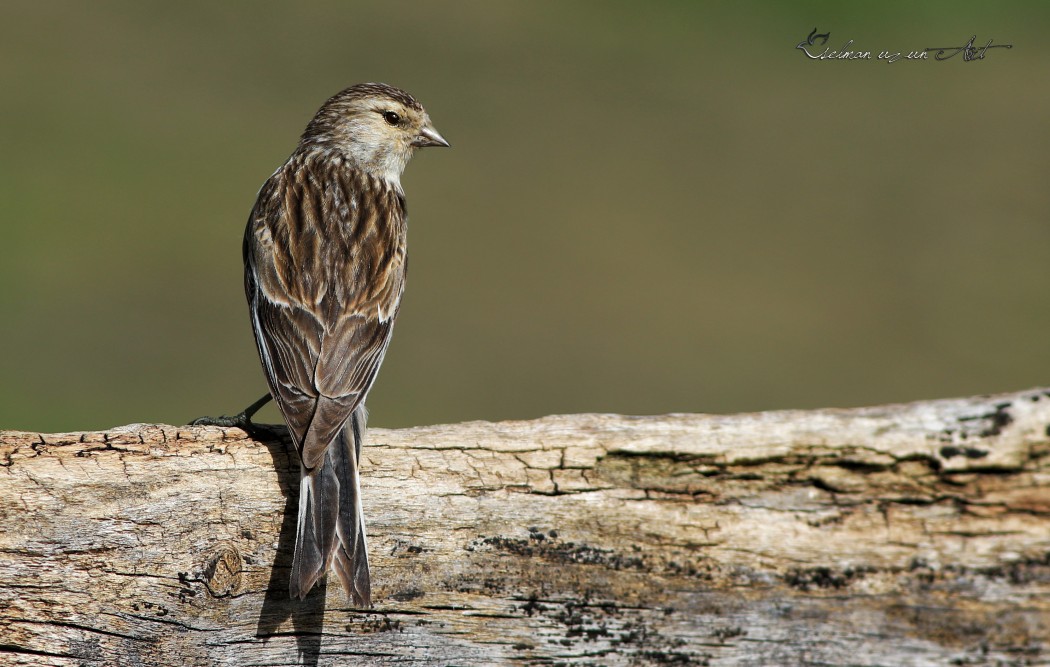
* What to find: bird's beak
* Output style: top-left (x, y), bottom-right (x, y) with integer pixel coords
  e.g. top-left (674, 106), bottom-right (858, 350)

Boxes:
top-left (413, 124), bottom-right (450, 148)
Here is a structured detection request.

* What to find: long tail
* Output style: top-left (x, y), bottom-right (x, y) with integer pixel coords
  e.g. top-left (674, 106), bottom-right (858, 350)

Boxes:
top-left (289, 404), bottom-right (371, 605)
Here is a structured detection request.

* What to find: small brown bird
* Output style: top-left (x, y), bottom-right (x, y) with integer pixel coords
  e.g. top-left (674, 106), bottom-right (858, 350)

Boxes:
top-left (199, 83), bottom-right (448, 605)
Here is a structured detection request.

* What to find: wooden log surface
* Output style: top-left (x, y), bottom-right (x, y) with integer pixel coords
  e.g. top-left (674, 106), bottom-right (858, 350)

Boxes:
top-left (2, 388), bottom-right (1050, 666)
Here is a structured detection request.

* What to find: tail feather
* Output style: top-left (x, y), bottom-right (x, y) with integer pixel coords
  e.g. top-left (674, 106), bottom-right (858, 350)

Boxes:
top-left (289, 404), bottom-right (371, 605)
top-left (331, 406), bottom-right (371, 605)
top-left (288, 446), bottom-right (339, 599)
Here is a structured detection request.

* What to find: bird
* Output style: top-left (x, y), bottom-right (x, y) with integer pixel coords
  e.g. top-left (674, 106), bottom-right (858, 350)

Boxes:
top-left (197, 83), bottom-right (448, 605)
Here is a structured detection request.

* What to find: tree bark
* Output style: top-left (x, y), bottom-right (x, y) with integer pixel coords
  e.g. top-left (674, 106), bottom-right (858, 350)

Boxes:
top-left (2, 388), bottom-right (1049, 666)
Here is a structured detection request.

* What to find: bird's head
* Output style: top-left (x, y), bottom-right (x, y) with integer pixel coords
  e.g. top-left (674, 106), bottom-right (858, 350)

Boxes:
top-left (300, 83), bottom-right (449, 186)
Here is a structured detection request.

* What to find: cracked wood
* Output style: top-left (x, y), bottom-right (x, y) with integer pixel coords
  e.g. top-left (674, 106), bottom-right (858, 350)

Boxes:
top-left (1, 388), bottom-right (1050, 666)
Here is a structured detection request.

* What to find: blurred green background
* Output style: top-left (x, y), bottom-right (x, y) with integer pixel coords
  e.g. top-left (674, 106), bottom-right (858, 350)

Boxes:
top-left (2, 2), bottom-right (1048, 432)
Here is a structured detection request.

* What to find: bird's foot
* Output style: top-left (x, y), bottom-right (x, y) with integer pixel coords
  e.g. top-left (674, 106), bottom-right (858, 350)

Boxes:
top-left (190, 412), bottom-right (253, 429)
top-left (189, 394), bottom-right (275, 435)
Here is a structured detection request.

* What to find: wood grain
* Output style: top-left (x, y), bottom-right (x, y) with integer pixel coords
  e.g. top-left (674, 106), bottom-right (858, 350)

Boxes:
top-left (2, 388), bottom-right (1049, 666)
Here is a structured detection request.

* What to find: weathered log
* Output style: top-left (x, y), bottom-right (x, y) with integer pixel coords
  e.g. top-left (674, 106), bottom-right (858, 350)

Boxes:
top-left (2, 388), bottom-right (1049, 666)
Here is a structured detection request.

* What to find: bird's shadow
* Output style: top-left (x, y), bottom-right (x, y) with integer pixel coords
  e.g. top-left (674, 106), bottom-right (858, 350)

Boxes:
top-left (249, 423), bottom-right (327, 666)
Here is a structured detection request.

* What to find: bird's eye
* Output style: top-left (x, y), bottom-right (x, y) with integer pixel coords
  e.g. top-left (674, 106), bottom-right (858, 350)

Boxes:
top-left (382, 111), bottom-right (401, 126)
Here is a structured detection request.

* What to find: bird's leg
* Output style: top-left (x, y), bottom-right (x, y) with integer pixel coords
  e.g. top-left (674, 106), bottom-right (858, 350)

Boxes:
top-left (191, 393), bottom-right (273, 430)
